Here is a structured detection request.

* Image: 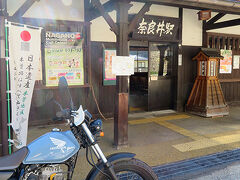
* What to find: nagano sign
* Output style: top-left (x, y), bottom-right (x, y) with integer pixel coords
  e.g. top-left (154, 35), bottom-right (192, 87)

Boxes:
top-left (131, 15), bottom-right (180, 41)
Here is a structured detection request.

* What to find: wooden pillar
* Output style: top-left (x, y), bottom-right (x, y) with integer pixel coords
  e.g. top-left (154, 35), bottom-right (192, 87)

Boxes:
top-left (176, 8), bottom-right (183, 111)
top-left (114, 0), bottom-right (131, 148)
top-left (90, 0), bottom-right (150, 148)
top-left (202, 20), bottom-right (207, 48)
top-left (0, 0), bottom-right (8, 155)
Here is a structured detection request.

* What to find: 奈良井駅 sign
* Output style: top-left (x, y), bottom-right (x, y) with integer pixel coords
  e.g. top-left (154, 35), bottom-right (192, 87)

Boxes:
top-left (45, 31), bottom-right (84, 86)
top-left (9, 23), bottom-right (42, 148)
top-left (131, 15), bottom-right (180, 41)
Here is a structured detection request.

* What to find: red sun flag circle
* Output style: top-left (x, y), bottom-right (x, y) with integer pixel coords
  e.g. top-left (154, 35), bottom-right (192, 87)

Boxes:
top-left (20, 31), bottom-right (31, 41)
top-left (75, 33), bottom-right (81, 40)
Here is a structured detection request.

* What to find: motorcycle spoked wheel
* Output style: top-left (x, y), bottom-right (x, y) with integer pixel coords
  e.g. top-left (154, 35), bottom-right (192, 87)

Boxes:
top-left (93, 158), bottom-right (158, 180)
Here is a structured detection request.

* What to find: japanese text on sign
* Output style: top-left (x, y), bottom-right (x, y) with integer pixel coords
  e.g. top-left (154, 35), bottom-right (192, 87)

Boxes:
top-left (138, 18), bottom-right (175, 37)
top-left (131, 15), bottom-right (179, 41)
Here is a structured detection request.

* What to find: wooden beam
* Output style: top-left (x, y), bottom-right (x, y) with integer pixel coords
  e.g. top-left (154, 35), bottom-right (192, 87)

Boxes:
top-left (128, 3), bottom-right (152, 34)
top-left (202, 20), bottom-right (207, 47)
top-left (206, 13), bottom-right (225, 25)
top-left (132, 0), bottom-right (240, 15)
top-left (0, 16), bottom-right (8, 155)
top-left (13, 0), bottom-right (40, 18)
top-left (88, 0), bottom-right (116, 21)
top-left (206, 18), bottom-right (240, 30)
top-left (84, 0), bottom-right (91, 22)
top-left (91, 0), bottom-right (118, 35)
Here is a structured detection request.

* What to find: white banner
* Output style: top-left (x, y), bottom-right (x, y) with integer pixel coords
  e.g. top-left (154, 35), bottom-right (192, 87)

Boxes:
top-left (9, 23), bottom-right (41, 148)
top-left (112, 56), bottom-right (134, 76)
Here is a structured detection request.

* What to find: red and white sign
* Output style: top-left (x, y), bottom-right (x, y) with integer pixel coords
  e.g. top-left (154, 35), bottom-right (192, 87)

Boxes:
top-left (9, 23), bottom-right (42, 148)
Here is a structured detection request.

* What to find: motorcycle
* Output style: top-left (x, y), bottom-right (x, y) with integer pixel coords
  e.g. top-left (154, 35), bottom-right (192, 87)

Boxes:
top-left (0, 76), bottom-right (157, 180)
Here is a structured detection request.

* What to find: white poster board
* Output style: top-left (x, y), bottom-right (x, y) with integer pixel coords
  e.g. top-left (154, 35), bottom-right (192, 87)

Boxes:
top-left (233, 55), bottom-right (240, 69)
top-left (220, 49), bottom-right (232, 74)
top-left (9, 23), bottom-right (41, 148)
top-left (112, 56), bottom-right (134, 76)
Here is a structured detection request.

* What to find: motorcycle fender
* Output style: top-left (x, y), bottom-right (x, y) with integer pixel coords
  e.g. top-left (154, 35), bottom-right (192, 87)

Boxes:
top-left (86, 152), bottom-right (136, 180)
top-left (0, 171), bottom-right (14, 180)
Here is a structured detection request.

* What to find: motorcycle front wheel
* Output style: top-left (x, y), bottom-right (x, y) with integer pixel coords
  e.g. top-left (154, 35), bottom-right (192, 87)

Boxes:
top-left (94, 158), bottom-right (158, 180)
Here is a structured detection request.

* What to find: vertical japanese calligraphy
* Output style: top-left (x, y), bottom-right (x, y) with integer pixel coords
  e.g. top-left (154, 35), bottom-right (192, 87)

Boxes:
top-left (9, 23), bottom-right (41, 148)
top-left (45, 31), bottom-right (84, 86)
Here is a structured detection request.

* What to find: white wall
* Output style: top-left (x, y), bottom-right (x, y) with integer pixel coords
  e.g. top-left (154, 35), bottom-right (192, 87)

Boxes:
top-left (207, 13), bottom-right (240, 35)
top-left (7, 0), bottom-right (84, 21)
top-left (90, 11), bottom-right (117, 42)
top-left (91, 2), bottom-right (179, 42)
top-left (182, 9), bottom-right (202, 46)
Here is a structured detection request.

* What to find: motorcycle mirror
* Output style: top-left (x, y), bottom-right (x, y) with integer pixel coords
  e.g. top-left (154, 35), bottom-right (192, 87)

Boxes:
top-left (58, 76), bottom-right (74, 110)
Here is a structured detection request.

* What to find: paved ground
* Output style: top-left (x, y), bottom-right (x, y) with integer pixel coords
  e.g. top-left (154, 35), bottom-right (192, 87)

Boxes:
top-left (25, 106), bottom-right (240, 179)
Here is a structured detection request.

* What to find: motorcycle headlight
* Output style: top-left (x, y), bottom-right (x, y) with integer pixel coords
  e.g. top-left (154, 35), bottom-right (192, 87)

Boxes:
top-left (90, 119), bottom-right (104, 137)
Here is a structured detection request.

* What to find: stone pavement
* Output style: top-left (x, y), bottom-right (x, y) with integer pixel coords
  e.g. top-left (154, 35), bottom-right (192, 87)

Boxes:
top-left (26, 106), bottom-right (240, 179)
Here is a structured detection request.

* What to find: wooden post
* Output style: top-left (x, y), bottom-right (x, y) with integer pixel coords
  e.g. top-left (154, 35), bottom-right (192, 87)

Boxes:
top-left (89, 0), bottom-right (150, 148)
top-left (0, 0), bottom-right (8, 155)
top-left (176, 8), bottom-right (183, 111)
top-left (114, 0), bottom-right (131, 148)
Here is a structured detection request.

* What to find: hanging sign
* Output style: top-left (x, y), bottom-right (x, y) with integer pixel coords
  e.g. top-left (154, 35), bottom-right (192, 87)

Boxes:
top-left (131, 15), bottom-right (180, 41)
top-left (9, 23), bottom-right (42, 148)
top-left (112, 56), bottom-right (134, 76)
top-left (220, 49), bottom-right (232, 74)
top-left (103, 49), bottom-right (116, 85)
top-left (45, 31), bottom-right (84, 86)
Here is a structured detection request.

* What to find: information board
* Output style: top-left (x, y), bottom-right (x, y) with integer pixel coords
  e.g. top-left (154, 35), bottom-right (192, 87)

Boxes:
top-left (45, 31), bottom-right (84, 86)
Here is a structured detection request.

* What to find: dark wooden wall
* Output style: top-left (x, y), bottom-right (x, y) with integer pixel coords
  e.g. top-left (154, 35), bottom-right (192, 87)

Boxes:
top-left (206, 32), bottom-right (240, 104)
top-left (180, 46), bottom-right (199, 109)
top-left (90, 42), bottom-right (116, 117)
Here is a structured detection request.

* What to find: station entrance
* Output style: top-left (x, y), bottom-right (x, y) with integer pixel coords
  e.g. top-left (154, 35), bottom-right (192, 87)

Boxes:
top-left (129, 41), bottom-right (178, 112)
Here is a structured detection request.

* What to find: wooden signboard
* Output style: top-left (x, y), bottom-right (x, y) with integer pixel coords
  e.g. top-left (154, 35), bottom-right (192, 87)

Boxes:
top-left (131, 15), bottom-right (180, 42)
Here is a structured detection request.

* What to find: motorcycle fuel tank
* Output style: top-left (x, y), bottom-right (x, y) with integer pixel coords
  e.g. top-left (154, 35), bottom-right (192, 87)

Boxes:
top-left (23, 130), bottom-right (80, 164)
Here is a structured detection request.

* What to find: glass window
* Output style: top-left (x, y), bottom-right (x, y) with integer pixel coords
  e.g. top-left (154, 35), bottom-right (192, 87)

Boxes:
top-left (130, 50), bottom-right (148, 72)
top-left (130, 51), bottom-right (138, 72)
top-left (149, 43), bottom-right (174, 79)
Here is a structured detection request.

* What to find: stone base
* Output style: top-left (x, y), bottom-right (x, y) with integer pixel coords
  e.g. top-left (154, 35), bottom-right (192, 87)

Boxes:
top-left (186, 105), bottom-right (229, 117)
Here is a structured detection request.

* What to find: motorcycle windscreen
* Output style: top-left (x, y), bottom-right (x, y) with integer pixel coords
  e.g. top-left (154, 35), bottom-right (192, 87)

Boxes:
top-left (23, 130), bottom-right (80, 164)
top-left (58, 76), bottom-right (74, 110)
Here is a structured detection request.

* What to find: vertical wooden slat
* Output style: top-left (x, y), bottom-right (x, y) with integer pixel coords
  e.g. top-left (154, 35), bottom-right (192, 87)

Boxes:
top-left (216, 36), bottom-right (220, 49)
top-left (209, 80), bottom-right (213, 106)
top-left (226, 37), bottom-right (230, 50)
top-left (236, 38), bottom-right (239, 51)
top-left (212, 35), bottom-right (215, 48)
top-left (232, 38), bottom-right (236, 51)
top-left (206, 34), bottom-right (210, 48)
top-left (222, 36), bottom-right (226, 50)
top-left (199, 79), bottom-right (205, 106)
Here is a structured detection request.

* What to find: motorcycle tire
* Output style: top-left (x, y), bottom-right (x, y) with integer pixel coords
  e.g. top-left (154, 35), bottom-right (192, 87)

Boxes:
top-left (94, 158), bottom-right (158, 180)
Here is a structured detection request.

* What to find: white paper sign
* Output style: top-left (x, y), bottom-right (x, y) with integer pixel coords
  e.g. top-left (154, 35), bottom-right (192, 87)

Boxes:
top-left (178, 54), bottom-right (182, 66)
top-left (233, 55), bottom-right (240, 69)
top-left (112, 56), bottom-right (134, 76)
top-left (9, 23), bottom-right (41, 148)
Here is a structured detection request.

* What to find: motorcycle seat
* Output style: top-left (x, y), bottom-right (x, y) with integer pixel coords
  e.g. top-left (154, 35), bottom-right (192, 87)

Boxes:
top-left (0, 147), bottom-right (28, 171)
